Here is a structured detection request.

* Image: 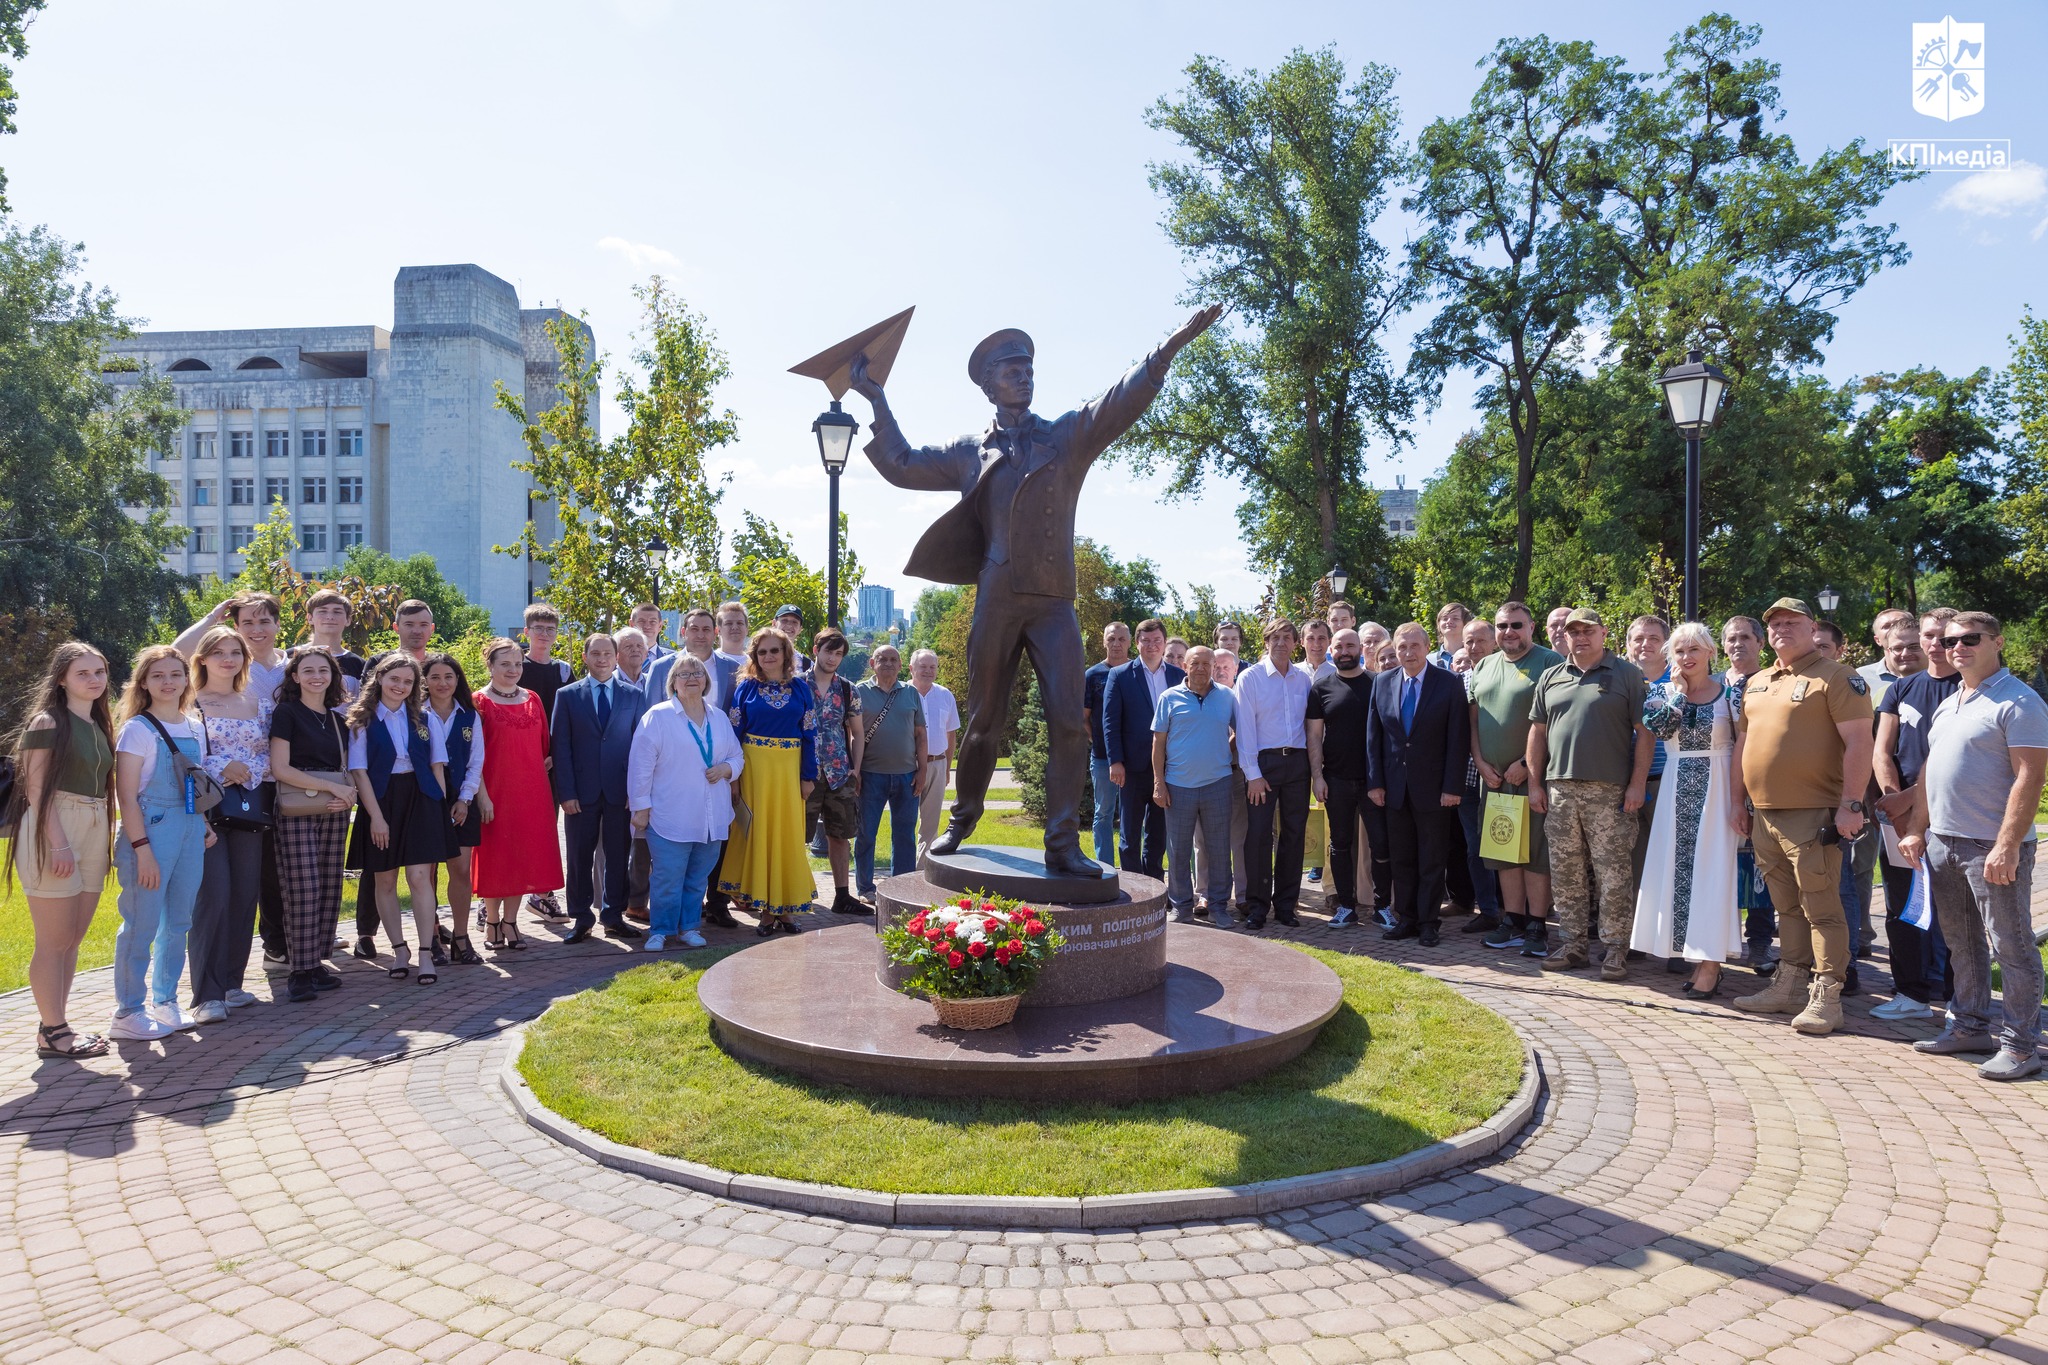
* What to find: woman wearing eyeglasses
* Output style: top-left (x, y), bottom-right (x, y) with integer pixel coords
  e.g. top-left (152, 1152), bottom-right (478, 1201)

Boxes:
top-left (717, 628), bottom-right (817, 936)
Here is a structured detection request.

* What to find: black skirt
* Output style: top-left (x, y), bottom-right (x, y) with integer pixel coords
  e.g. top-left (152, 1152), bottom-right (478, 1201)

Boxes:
top-left (347, 771), bottom-right (449, 872)
top-left (442, 793), bottom-right (483, 855)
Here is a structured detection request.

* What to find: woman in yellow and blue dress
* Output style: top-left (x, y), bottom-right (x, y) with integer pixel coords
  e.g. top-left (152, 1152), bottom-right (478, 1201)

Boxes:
top-left (718, 627), bottom-right (817, 935)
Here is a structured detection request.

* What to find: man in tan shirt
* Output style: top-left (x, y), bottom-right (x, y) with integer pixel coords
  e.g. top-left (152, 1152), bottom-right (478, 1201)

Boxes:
top-left (1731, 597), bottom-right (1874, 1033)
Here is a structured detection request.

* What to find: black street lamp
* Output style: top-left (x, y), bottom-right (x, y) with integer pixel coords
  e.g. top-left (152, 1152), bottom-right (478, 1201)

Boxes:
top-left (1327, 564), bottom-right (1349, 598)
top-left (812, 401), bottom-right (858, 628)
top-left (1656, 349), bottom-right (1731, 623)
top-left (1818, 586), bottom-right (1840, 618)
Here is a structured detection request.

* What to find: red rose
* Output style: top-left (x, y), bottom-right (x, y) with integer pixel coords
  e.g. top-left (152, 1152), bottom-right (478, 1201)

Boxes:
top-left (968, 941), bottom-right (988, 958)
top-left (1025, 919), bottom-right (1045, 936)
top-left (946, 950), bottom-right (965, 968)
top-left (1007, 939), bottom-right (1023, 955)
top-left (958, 897), bottom-right (972, 909)
top-left (993, 946), bottom-right (1012, 965)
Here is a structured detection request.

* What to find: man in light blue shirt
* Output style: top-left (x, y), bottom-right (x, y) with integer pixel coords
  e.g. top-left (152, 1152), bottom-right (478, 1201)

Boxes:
top-left (1152, 646), bottom-right (1239, 924)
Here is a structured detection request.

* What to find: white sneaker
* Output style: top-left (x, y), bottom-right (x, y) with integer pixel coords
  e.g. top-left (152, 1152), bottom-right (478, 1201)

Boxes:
top-left (681, 930), bottom-right (707, 949)
top-left (148, 1001), bottom-right (198, 1032)
top-left (644, 934), bottom-right (667, 952)
top-left (191, 1000), bottom-right (229, 1025)
top-left (1871, 996), bottom-right (1934, 1021)
top-left (224, 988), bottom-right (259, 1009)
top-left (108, 1011), bottom-right (171, 1041)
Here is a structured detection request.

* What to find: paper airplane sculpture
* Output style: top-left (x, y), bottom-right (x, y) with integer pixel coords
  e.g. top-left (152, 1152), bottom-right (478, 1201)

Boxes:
top-left (788, 306), bottom-right (915, 400)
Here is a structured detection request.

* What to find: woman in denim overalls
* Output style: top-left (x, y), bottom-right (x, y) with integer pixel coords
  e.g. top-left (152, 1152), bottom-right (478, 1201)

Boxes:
top-left (110, 646), bottom-right (216, 1041)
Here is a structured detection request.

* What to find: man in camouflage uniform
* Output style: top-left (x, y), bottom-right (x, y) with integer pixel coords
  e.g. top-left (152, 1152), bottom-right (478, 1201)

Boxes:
top-left (1732, 597), bottom-right (1874, 1034)
top-left (1526, 608), bottom-right (1653, 981)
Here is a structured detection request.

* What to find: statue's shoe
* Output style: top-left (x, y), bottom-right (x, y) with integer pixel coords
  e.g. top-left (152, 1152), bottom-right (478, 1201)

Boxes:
top-left (1043, 847), bottom-right (1112, 880)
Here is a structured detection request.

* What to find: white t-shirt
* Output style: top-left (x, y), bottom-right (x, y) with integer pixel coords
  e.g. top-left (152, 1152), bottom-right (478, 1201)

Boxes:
top-left (117, 715), bottom-right (201, 790)
top-left (916, 684), bottom-right (961, 752)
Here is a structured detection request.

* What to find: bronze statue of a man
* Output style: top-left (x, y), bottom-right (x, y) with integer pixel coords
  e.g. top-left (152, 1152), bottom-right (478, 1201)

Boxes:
top-left (847, 304), bottom-right (1221, 878)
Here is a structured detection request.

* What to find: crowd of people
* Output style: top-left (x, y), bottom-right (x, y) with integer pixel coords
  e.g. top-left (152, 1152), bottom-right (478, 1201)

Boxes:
top-left (6, 584), bottom-right (2042, 1086)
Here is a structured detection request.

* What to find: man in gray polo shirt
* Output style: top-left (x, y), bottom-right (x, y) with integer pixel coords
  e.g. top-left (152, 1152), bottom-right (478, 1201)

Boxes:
top-left (1903, 612), bottom-right (2048, 1081)
top-left (1526, 607), bottom-right (1652, 980)
top-left (853, 645), bottom-right (928, 901)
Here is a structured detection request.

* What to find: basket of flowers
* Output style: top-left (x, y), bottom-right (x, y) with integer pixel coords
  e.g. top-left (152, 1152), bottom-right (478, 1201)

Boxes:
top-left (880, 891), bottom-right (1065, 1030)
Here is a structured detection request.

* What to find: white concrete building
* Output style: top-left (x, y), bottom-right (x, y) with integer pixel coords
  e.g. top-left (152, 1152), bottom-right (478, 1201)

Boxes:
top-left (107, 264), bottom-right (590, 626)
top-left (1376, 475), bottom-right (1420, 538)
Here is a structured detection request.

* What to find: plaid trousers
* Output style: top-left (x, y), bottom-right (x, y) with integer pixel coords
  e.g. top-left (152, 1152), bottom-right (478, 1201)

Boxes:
top-left (275, 812), bottom-right (349, 972)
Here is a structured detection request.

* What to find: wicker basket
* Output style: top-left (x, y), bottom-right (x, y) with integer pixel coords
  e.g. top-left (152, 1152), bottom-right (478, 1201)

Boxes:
top-left (931, 993), bottom-right (1022, 1030)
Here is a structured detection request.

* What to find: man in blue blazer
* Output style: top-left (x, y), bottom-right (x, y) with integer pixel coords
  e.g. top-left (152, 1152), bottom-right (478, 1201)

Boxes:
top-left (1101, 618), bottom-right (1186, 878)
top-left (552, 633), bottom-right (650, 942)
top-left (1367, 622), bottom-right (1470, 946)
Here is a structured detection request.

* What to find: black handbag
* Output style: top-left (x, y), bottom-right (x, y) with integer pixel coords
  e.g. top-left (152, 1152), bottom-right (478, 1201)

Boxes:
top-left (195, 702), bottom-right (273, 832)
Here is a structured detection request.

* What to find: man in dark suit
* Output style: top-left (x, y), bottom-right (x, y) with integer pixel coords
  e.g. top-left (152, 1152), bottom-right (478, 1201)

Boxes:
top-left (1367, 622), bottom-right (1470, 947)
top-left (846, 304), bottom-right (1222, 876)
top-left (552, 633), bottom-right (650, 943)
top-left (1101, 618), bottom-right (1186, 878)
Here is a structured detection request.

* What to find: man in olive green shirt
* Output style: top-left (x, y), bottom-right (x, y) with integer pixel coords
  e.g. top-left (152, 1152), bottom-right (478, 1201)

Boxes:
top-left (1468, 601), bottom-right (1563, 956)
top-left (1526, 608), bottom-right (1653, 980)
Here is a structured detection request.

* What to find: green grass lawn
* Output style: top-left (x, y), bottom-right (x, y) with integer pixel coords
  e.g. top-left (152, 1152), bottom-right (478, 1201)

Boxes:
top-left (0, 880), bottom-right (120, 993)
top-left (517, 944), bottom-right (1523, 1197)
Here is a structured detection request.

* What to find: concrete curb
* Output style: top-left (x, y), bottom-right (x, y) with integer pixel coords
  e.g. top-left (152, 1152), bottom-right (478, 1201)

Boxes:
top-left (500, 1018), bottom-right (1546, 1229)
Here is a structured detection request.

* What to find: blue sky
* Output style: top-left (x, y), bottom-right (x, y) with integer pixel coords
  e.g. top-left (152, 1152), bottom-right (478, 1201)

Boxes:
top-left (8, 1), bottom-right (2044, 611)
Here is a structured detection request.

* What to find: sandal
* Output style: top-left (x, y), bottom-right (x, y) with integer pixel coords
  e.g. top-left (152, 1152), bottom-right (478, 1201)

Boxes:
top-left (418, 966), bottom-right (438, 985)
top-left (449, 935), bottom-right (483, 965)
top-left (777, 918), bottom-right (799, 935)
top-left (501, 923), bottom-right (525, 950)
top-left (36, 1022), bottom-right (109, 1059)
top-left (430, 941), bottom-right (449, 969)
top-left (388, 943), bottom-right (411, 980)
top-left (754, 920), bottom-right (775, 938)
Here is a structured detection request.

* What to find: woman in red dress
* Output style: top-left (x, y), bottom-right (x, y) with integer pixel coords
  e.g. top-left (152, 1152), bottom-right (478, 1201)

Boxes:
top-left (471, 637), bottom-right (562, 950)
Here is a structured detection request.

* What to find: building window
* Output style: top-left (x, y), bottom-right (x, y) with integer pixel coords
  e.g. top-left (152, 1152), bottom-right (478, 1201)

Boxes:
top-left (191, 526), bottom-right (218, 554)
top-left (229, 477), bottom-right (255, 506)
top-left (228, 431), bottom-right (254, 459)
top-left (301, 428), bottom-right (326, 460)
top-left (302, 476), bottom-right (327, 505)
top-left (158, 440), bottom-right (180, 462)
top-left (264, 476), bottom-right (290, 506)
top-left (1405, 520), bottom-right (1416, 532)
top-left (265, 429), bottom-right (289, 459)
top-left (301, 523), bottom-right (328, 553)
top-left (337, 522), bottom-right (363, 549)
top-left (192, 478), bottom-right (216, 507)
top-left (191, 431), bottom-right (217, 459)
top-left (228, 525), bottom-right (256, 554)
top-left (337, 475), bottom-right (363, 504)
top-left (337, 427), bottom-right (363, 457)
top-left (164, 484), bottom-right (180, 508)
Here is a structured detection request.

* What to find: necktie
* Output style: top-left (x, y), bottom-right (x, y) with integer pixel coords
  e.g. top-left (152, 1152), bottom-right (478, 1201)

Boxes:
top-left (595, 681), bottom-right (611, 730)
top-left (1401, 675), bottom-right (1419, 734)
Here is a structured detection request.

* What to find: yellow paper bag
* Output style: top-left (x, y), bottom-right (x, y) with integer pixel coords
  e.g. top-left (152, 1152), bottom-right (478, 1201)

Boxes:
top-left (1482, 790), bottom-right (1530, 865)
top-left (1303, 804), bottom-right (1328, 871)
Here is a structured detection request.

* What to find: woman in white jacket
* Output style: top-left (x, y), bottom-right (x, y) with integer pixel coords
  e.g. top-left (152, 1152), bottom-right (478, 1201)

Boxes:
top-left (627, 654), bottom-right (743, 950)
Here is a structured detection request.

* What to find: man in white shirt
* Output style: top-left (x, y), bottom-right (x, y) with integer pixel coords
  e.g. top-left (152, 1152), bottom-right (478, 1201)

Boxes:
top-left (1304, 619), bottom-right (1335, 682)
top-left (714, 600), bottom-right (750, 670)
top-left (910, 649), bottom-right (960, 851)
top-left (1235, 618), bottom-right (1313, 928)
top-left (1858, 607), bottom-right (1913, 694)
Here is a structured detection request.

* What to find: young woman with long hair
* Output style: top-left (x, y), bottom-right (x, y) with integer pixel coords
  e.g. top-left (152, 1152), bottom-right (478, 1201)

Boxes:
top-left (110, 645), bottom-right (217, 1040)
top-left (187, 626), bottom-right (271, 1024)
top-left (6, 642), bottom-right (117, 1057)
top-left (344, 655), bottom-right (448, 982)
top-left (422, 651), bottom-right (484, 966)
top-left (718, 627), bottom-right (817, 935)
top-left (471, 638), bottom-right (562, 950)
top-left (268, 648), bottom-right (356, 1003)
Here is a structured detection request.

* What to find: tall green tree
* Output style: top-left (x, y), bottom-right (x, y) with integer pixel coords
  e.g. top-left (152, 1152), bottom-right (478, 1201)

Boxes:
top-left (0, 0), bottom-right (46, 213)
top-left (497, 279), bottom-right (734, 629)
top-left (1113, 48), bottom-right (1414, 611)
top-left (1406, 36), bottom-right (1628, 600)
top-left (1996, 308), bottom-right (2048, 654)
top-left (0, 224), bottom-right (187, 675)
top-left (727, 512), bottom-right (862, 638)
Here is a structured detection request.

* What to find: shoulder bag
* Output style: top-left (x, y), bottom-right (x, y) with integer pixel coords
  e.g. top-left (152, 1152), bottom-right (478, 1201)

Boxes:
top-left (139, 713), bottom-right (224, 815)
top-left (197, 701), bottom-right (274, 832)
top-left (277, 709), bottom-right (354, 819)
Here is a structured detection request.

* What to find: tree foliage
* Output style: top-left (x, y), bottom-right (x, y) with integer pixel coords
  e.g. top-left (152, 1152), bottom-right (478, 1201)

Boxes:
top-left (728, 511), bottom-right (863, 642)
top-left (0, 0), bottom-right (46, 213)
top-left (1114, 48), bottom-right (1413, 616)
top-left (0, 223), bottom-right (188, 677)
top-left (497, 279), bottom-right (734, 631)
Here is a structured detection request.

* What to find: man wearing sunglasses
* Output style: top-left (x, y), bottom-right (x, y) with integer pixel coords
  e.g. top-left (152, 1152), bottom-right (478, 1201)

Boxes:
top-left (1873, 608), bottom-right (1962, 1019)
top-left (1731, 597), bottom-right (1874, 1034)
top-left (1901, 613), bottom-right (2048, 1081)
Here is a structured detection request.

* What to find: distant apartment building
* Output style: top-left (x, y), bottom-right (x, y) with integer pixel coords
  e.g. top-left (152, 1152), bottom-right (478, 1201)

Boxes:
top-left (855, 583), bottom-right (896, 634)
top-left (106, 264), bottom-right (591, 626)
top-left (1377, 475), bottom-right (1420, 538)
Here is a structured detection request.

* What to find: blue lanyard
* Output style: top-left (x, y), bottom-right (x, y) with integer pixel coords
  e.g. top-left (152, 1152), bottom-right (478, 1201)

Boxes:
top-left (683, 714), bottom-right (716, 769)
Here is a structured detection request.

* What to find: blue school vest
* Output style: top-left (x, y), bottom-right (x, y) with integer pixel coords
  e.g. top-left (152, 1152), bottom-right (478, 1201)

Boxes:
top-left (363, 710), bottom-right (444, 802)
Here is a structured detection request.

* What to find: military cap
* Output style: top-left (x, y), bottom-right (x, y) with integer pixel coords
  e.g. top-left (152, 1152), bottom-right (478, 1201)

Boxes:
top-left (1563, 607), bottom-right (1604, 627)
top-left (1762, 597), bottom-right (1813, 622)
top-left (968, 328), bottom-right (1034, 386)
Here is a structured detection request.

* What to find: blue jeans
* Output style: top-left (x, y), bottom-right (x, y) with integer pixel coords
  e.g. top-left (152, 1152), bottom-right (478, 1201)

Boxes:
top-left (1090, 755), bottom-right (1121, 868)
top-left (1165, 776), bottom-right (1236, 915)
top-left (113, 803), bottom-right (209, 1016)
top-left (646, 833), bottom-right (721, 937)
top-left (856, 770), bottom-right (918, 897)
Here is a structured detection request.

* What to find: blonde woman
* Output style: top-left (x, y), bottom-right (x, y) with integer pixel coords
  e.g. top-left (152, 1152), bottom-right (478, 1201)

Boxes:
top-left (344, 655), bottom-right (448, 982)
top-left (189, 626), bottom-right (271, 1023)
top-left (110, 646), bottom-right (217, 1040)
top-left (6, 643), bottom-right (117, 1058)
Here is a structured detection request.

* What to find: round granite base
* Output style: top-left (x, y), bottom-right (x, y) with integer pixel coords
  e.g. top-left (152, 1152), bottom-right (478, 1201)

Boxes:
top-left (697, 923), bottom-right (1342, 1103)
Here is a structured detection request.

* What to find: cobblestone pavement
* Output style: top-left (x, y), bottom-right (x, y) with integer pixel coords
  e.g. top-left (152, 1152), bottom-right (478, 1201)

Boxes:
top-left (3, 876), bottom-right (2047, 1365)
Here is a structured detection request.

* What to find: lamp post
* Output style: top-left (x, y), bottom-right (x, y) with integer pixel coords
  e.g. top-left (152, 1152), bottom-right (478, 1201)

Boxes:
top-left (1327, 564), bottom-right (1349, 599)
top-left (1656, 349), bottom-right (1731, 623)
top-left (1818, 586), bottom-right (1840, 618)
top-left (812, 401), bottom-right (858, 628)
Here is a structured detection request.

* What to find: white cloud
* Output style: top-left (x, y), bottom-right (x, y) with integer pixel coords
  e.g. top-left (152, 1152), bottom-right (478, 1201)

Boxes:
top-left (1936, 161), bottom-right (2048, 217)
top-left (596, 236), bottom-right (682, 272)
